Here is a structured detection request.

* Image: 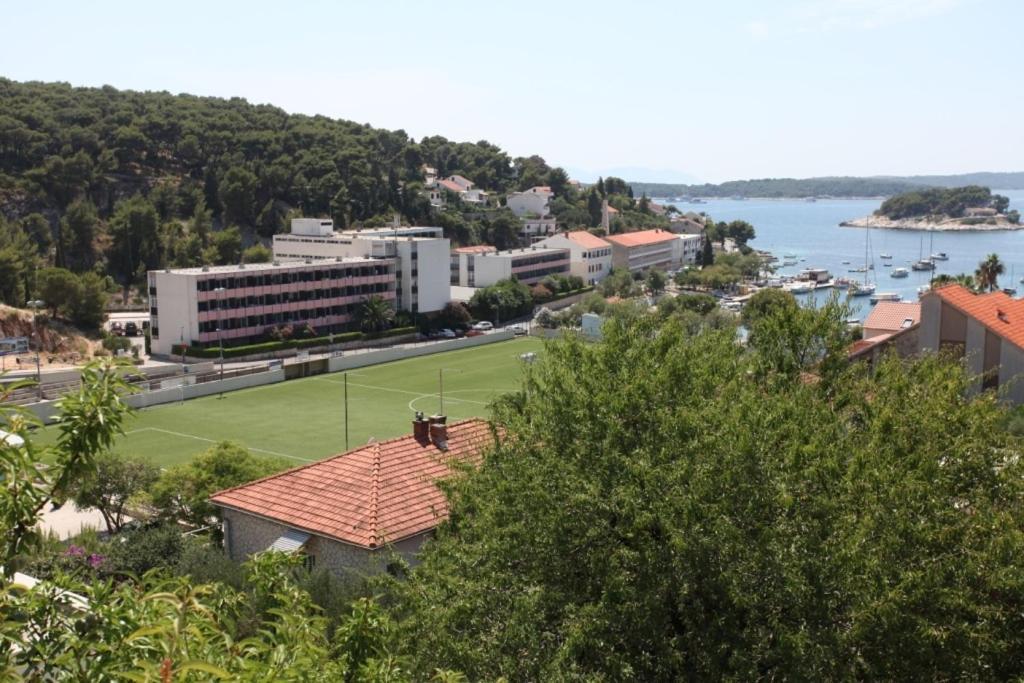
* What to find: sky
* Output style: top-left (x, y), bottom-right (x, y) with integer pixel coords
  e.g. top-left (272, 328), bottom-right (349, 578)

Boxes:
top-left (1, 0), bottom-right (1021, 183)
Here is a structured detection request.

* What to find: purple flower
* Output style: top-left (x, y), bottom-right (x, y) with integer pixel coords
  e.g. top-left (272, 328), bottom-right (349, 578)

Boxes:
top-left (64, 545), bottom-right (85, 558)
top-left (87, 553), bottom-right (104, 569)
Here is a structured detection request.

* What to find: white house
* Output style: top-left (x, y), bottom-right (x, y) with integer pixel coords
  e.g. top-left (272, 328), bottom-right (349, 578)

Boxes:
top-left (534, 230), bottom-right (613, 284)
top-left (506, 186), bottom-right (553, 218)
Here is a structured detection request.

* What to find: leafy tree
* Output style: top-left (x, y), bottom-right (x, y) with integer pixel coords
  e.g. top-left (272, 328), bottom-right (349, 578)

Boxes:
top-left (975, 253), bottom-right (1004, 292)
top-left (242, 243), bottom-right (272, 263)
top-left (439, 301), bottom-right (472, 328)
top-left (645, 268), bottom-right (667, 295)
top-left (68, 272), bottom-right (109, 328)
top-left (393, 315), bottom-right (1024, 680)
top-left (108, 195), bottom-right (161, 287)
top-left (59, 199), bottom-right (100, 272)
top-left (150, 441), bottom-right (285, 527)
top-left (725, 219), bottom-right (756, 246)
top-left (741, 287), bottom-right (798, 328)
top-left (219, 166), bottom-right (258, 226)
top-left (70, 452), bottom-right (159, 534)
top-left (209, 226), bottom-right (243, 265)
top-left (356, 294), bottom-right (397, 333)
top-left (585, 189), bottom-right (602, 226)
top-left (37, 266), bottom-right (80, 317)
top-left (468, 279), bottom-right (533, 322)
top-left (19, 213), bottom-right (52, 255)
top-left (931, 273), bottom-right (977, 291)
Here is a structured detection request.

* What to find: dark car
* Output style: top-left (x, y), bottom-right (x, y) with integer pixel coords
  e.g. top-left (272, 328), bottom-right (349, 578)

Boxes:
top-left (124, 321), bottom-right (139, 337)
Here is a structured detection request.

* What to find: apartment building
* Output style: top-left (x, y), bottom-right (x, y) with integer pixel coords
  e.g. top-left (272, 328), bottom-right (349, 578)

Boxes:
top-left (605, 229), bottom-right (691, 273)
top-left (450, 245), bottom-right (497, 285)
top-left (148, 258), bottom-right (395, 355)
top-left (534, 231), bottom-right (613, 284)
top-left (272, 220), bottom-right (450, 314)
top-left (454, 246), bottom-right (570, 288)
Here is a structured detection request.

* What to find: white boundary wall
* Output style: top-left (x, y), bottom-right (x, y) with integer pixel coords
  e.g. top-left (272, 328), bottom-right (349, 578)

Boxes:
top-left (328, 331), bottom-right (514, 373)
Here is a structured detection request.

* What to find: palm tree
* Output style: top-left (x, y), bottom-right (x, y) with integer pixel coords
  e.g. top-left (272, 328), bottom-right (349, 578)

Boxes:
top-left (356, 295), bottom-right (395, 333)
top-left (931, 273), bottom-right (978, 292)
top-left (974, 253), bottom-right (1005, 292)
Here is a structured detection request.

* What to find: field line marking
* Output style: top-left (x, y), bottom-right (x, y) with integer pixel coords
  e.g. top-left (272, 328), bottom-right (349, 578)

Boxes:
top-left (125, 427), bottom-right (313, 463)
top-left (311, 378), bottom-right (489, 405)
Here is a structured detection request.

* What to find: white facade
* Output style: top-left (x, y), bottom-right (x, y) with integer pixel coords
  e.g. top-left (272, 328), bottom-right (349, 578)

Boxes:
top-left (534, 231), bottom-right (613, 284)
top-left (458, 247), bottom-right (570, 288)
top-left (521, 216), bottom-right (558, 241)
top-left (272, 221), bottom-right (450, 313)
top-left (506, 187), bottom-right (552, 218)
top-left (147, 258), bottom-right (396, 356)
top-left (606, 229), bottom-right (688, 273)
top-left (676, 234), bottom-right (702, 266)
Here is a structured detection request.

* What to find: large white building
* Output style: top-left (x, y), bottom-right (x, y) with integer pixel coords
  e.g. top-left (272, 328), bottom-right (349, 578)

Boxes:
top-left (453, 246), bottom-right (570, 288)
top-left (604, 229), bottom-right (698, 273)
top-left (534, 231), bottom-right (613, 284)
top-left (148, 258), bottom-right (396, 356)
top-left (273, 220), bottom-right (450, 314)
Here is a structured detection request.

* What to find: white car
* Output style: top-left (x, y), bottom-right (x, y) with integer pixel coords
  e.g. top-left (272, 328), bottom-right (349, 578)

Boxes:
top-left (439, 328), bottom-right (457, 339)
top-left (472, 321), bottom-right (494, 331)
top-left (509, 324), bottom-right (528, 336)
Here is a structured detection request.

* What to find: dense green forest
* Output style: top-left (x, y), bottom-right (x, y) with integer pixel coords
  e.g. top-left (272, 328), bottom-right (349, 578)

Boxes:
top-left (0, 79), bottom-right (668, 315)
top-left (630, 171), bottom-right (1024, 199)
top-left (877, 185), bottom-right (1011, 219)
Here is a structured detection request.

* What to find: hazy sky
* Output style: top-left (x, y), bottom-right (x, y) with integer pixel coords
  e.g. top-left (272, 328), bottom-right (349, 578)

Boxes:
top-left (2, 0), bottom-right (1020, 182)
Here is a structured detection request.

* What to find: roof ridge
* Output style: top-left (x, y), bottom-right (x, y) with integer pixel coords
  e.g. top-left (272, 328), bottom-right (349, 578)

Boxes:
top-left (368, 443), bottom-right (381, 548)
top-left (209, 417), bottom-right (489, 501)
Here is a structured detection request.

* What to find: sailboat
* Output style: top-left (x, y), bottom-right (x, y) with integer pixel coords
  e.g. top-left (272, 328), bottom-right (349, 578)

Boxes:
top-left (912, 233), bottom-right (935, 271)
top-left (849, 215), bottom-right (876, 297)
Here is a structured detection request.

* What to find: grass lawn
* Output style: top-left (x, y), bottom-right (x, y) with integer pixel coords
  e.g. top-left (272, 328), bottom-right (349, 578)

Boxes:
top-left (37, 337), bottom-right (543, 468)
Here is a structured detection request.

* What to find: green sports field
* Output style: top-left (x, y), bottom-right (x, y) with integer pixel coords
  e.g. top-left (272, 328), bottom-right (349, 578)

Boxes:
top-left (39, 338), bottom-right (542, 467)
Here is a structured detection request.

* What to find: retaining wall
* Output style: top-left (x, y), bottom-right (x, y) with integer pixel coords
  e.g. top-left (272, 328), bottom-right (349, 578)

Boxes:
top-left (328, 331), bottom-right (515, 373)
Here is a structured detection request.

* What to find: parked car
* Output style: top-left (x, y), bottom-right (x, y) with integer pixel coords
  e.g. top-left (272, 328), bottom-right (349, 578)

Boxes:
top-left (109, 321), bottom-right (124, 336)
top-left (438, 328), bottom-right (457, 339)
top-left (124, 321), bottom-right (139, 337)
top-left (465, 329), bottom-right (485, 337)
top-left (509, 324), bottom-right (528, 336)
top-left (472, 321), bottom-right (494, 331)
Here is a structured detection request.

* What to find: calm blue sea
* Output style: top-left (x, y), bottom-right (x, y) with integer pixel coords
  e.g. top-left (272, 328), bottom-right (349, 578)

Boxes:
top-left (661, 190), bottom-right (1024, 320)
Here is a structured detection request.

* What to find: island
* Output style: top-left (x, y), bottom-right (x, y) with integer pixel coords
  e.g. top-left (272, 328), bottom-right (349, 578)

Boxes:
top-left (841, 186), bottom-right (1022, 231)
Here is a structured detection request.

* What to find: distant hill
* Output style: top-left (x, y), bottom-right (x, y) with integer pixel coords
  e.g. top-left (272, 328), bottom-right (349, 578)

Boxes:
top-left (631, 172), bottom-right (1024, 200)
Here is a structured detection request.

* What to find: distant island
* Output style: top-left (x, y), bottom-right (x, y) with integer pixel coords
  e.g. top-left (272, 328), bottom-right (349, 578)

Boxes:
top-left (840, 186), bottom-right (1022, 231)
top-left (630, 172), bottom-right (1024, 200)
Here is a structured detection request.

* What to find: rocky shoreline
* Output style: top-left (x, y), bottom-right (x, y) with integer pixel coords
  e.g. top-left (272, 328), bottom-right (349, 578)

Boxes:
top-left (840, 215), bottom-right (1023, 232)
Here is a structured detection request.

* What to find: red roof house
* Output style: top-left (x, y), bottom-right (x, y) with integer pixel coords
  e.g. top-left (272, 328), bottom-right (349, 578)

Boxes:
top-left (211, 416), bottom-right (493, 573)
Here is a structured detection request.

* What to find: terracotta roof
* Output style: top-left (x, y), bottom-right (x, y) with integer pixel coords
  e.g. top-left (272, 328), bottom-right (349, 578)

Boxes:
top-left (606, 205), bottom-right (620, 215)
top-left (437, 179), bottom-right (463, 193)
top-left (863, 301), bottom-right (921, 332)
top-left (529, 186), bottom-right (552, 194)
top-left (604, 229), bottom-right (678, 248)
top-left (931, 284), bottom-right (1024, 349)
top-left (453, 245), bottom-right (498, 254)
top-left (564, 230), bottom-right (611, 249)
top-left (210, 419), bottom-right (493, 549)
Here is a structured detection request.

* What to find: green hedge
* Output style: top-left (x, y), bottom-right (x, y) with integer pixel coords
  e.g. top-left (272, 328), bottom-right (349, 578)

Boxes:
top-left (171, 326), bottom-right (418, 359)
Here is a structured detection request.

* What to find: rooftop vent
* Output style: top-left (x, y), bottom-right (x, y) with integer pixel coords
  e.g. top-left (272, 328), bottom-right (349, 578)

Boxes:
top-left (998, 309), bottom-right (1009, 323)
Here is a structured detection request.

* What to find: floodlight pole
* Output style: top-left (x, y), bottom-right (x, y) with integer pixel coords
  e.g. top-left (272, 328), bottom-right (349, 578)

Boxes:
top-left (215, 286), bottom-right (226, 398)
top-left (344, 372), bottom-right (349, 451)
top-left (27, 300), bottom-right (44, 401)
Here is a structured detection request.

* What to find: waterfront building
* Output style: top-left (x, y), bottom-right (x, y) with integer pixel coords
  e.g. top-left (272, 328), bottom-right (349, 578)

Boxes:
top-left (605, 229), bottom-right (696, 273)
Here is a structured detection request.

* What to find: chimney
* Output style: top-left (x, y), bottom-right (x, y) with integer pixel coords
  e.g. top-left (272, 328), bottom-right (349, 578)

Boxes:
top-left (412, 411), bottom-right (429, 443)
top-left (428, 414), bottom-right (448, 450)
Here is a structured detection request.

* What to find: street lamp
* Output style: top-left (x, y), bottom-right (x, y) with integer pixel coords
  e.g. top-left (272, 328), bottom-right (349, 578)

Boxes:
top-left (214, 286), bottom-right (226, 398)
top-left (26, 300), bottom-right (44, 401)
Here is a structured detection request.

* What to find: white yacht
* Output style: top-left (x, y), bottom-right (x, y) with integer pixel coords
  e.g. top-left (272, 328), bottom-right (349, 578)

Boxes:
top-left (890, 267), bottom-right (909, 278)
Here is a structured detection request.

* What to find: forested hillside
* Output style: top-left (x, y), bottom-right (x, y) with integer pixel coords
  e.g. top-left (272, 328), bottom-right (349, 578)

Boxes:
top-left (0, 79), bottom-right (561, 305)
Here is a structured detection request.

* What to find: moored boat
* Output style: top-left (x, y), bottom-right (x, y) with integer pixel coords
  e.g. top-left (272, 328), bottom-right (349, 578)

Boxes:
top-left (870, 292), bottom-right (902, 303)
top-left (890, 267), bottom-right (909, 278)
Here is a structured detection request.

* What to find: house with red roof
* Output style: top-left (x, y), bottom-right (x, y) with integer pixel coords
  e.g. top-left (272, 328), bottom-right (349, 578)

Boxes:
top-left (920, 284), bottom-right (1024, 402)
top-left (210, 415), bottom-right (493, 574)
top-left (535, 230), bottom-right (613, 284)
top-left (848, 301), bottom-right (921, 364)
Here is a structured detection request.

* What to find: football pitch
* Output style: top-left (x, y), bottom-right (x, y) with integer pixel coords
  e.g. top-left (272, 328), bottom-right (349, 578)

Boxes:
top-left (38, 337), bottom-right (542, 467)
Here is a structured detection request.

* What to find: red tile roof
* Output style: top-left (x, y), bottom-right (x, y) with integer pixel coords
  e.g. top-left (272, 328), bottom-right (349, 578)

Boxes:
top-left (863, 301), bottom-right (921, 332)
top-left (931, 284), bottom-right (1024, 349)
top-left (210, 419), bottom-right (493, 549)
top-left (437, 179), bottom-right (463, 193)
top-left (604, 229), bottom-right (678, 248)
top-left (564, 230), bottom-right (610, 249)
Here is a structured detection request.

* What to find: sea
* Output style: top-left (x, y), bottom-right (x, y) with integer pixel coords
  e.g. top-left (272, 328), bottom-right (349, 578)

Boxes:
top-left (659, 190), bottom-right (1024, 321)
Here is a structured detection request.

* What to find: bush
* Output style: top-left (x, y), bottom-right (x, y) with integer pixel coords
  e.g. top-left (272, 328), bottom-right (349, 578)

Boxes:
top-left (100, 522), bottom-right (185, 578)
top-left (101, 334), bottom-right (132, 354)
